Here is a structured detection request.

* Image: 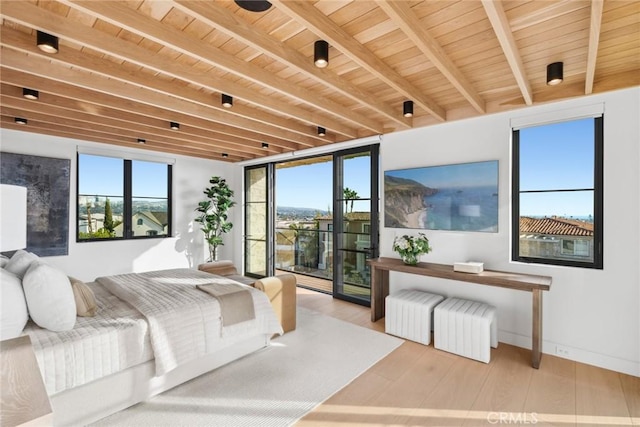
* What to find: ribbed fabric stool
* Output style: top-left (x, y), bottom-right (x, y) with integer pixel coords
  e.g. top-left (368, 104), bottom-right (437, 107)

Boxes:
top-left (434, 297), bottom-right (498, 363)
top-left (385, 289), bottom-right (445, 345)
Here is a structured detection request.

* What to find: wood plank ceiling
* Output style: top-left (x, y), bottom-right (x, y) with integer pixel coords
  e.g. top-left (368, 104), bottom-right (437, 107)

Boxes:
top-left (1, 0), bottom-right (638, 162)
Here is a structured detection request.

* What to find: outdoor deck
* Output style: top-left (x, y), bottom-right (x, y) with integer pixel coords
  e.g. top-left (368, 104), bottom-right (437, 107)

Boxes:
top-left (275, 269), bottom-right (369, 297)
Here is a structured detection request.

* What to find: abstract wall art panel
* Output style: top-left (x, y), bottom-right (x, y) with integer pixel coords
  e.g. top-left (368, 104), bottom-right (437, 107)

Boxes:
top-left (1, 152), bottom-right (70, 256)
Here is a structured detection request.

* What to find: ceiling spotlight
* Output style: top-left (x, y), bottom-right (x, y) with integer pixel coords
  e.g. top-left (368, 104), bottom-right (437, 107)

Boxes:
top-left (403, 100), bottom-right (414, 118)
top-left (222, 153), bottom-right (229, 158)
top-left (262, 142), bottom-right (269, 149)
top-left (170, 121), bottom-right (180, 130)
top-left (222, 94), bottom-right (233, 108)
top-left (317, 126), bottom-right (326, 137)
top-left (137, 138), bottom-right (146, 144)
top-left (546, 62), bottom-right (564, 86)
top-left (36, 31), bottom-right (59, 54)
top-left (234, 0), bottom-right (272, 12)
top-left (14, 117), bottom-right (28, 125)
top-left (314, 40), bottom-right (329, 68)
top-left (23, 88), bottom-right (39, 100)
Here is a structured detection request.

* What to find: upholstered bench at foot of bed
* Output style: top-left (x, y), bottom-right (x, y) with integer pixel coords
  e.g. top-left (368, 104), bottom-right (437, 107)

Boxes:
top-left (253, 274), bottom-right (297, 333)
top-left (197, 261), bottom-right (255, 286)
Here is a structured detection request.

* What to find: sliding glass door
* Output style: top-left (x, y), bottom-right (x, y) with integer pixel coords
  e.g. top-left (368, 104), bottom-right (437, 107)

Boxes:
top-left (243, 144), bottom-right (379, 306)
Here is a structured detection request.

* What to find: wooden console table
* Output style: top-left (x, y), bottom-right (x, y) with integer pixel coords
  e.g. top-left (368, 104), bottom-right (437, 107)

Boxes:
top-left (367, 257), bottom-right (552, 368)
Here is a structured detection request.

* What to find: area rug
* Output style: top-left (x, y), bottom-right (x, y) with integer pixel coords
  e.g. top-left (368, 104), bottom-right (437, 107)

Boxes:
top-left (91, 307), bottom-right (403, 426)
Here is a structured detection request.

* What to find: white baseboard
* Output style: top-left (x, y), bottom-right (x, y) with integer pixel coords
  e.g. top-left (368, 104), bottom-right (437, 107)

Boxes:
top-left (498, 330), bottom-right (640, 377)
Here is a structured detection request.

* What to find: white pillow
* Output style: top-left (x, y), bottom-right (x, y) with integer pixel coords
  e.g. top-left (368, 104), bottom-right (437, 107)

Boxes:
top-left (22, 261), bottom-right (76, 332)
top-left (0, 269), bottom-right (29, 340)
top-left (4, 250), bottom-right (39, 279)
top-left (0, 254), bottom-right (9, 268)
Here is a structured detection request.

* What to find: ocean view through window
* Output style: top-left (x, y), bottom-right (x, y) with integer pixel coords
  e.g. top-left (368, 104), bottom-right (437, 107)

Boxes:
top-left (512, 116), bottom-right (603, 269)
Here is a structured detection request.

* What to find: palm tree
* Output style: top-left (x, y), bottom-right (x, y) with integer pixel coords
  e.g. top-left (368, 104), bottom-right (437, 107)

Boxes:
top-left (343, 187), bottom-right (358, 213)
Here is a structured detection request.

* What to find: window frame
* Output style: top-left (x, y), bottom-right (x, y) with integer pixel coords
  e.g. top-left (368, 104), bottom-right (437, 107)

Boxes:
top-left (76, 153), bottom-right (173, 242)
top-left (511, 116), bottom-right (604, 269)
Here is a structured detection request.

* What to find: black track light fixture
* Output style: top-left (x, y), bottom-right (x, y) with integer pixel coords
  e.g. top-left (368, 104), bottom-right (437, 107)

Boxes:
top-left (317, 126), bottom-right (326, 137)
top-left (170, 121), bottom-right (180, 130)
top-left (14, 117), bottom-right (28, 125)
top-left (36, 31), bottom-right (59, 54)
top-left (314, 40), bottom-right (329, 68)
top-left (403, 100), bottom-right (414, 118)
top-left (23, 88), bottom-right (39, 100)
top-left (262, 142), bottom-right (269, 149)
top-left (222, 153), bottom-right (229, 158)
top-left (222, 94), bottom-right (233, 108)
top-left (234, 0), bottom-right (272, 12)
top-left (137, 138), bottom-right (146, 144)
top-left (546, 62), bottom-right (564, 86)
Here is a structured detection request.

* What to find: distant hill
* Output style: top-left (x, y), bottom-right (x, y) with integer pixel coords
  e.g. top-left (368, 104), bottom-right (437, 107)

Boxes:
top-left (277, 206), bottom-right (329, 220)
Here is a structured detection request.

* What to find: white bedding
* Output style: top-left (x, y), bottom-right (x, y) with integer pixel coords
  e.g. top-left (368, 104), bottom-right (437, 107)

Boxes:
top-left (25, 269), bottom-right (282, 397)
top-left (25, 281), bottom-right (153, 395)
top-left (96, 268), bottom-right (283, 376)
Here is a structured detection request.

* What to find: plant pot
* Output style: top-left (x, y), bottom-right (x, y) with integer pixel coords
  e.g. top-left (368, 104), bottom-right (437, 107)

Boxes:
top-left (401, 253), bottom-right (419, 265)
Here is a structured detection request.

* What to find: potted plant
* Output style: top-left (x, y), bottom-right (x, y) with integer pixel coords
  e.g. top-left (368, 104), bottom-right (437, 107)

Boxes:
top-left (195, 176), bottom-right (236, 261)
top-left (392, 233), bottom-right (432, 265)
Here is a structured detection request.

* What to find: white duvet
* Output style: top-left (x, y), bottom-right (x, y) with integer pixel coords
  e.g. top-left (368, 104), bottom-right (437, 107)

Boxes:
top-left (96, 268), bottom-right (283, 376)
top-left (26, 269), bottom-right (283, 395)
top-left (25, 282), bottom-right (153, 395)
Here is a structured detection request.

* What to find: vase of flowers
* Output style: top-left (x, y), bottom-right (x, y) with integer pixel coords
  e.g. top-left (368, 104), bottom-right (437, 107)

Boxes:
top-left (392, 233), bottom-right (432, 265)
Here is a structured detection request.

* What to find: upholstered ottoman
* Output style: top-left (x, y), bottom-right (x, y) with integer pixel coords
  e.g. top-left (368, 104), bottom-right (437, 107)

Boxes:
top-left (385, 289), bottom-right (445, 345)
top-left (198, 260), bottom-right (255, 286)
top-left (434, 297), bottom-right (498, 363)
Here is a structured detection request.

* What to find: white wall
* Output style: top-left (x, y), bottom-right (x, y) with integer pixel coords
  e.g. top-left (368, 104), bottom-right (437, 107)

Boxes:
top-left (0, 129), bottom-right (236, 281)
top-left (2, 87), bottom-right (638, 376)
top-left (380, 87), bottom-right (640, 376)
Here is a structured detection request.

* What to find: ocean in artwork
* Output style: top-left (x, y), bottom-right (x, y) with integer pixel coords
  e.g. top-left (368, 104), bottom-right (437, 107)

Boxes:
top-left (384, 160), bottom-right (499, 232)
top-left (422, 185), bottom-right (498, 232)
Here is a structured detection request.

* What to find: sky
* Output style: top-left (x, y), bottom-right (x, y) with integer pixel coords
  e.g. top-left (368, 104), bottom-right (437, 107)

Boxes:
top-left (277, 118), bottom-right (595, 218)
top-left (80, 117), bottom-right (595, 217)
top-left (276, 154), bottom-right (371, 211)
top-left (78, 154), bottom-right (168, 198)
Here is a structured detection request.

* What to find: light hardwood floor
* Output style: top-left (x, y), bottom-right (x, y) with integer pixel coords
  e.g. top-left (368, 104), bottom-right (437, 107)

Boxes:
top-left (295, 287), bottom-right (640, 427)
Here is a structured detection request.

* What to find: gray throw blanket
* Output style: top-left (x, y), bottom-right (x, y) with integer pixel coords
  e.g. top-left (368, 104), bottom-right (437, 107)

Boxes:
top-left (196, 283), bottom-right (256, 326)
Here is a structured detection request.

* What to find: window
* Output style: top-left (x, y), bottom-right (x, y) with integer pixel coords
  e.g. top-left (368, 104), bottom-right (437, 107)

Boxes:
top-left (77, 154), bottom-right (172, 241)
top-left (512, 116), bottom-right (603, 268)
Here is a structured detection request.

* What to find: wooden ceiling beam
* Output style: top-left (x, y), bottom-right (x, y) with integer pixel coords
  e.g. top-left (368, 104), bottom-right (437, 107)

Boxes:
top-left (585, 0), bottom-right (604, 95)
top-left (60, 0), bottom-right (382, 136)
top-left (0, 27), bottom-right (295, 154)
top-left (375, 1), bottom-right (485, 114)
top-left (270, 0), bottom-right (446, 122)
top-left (1, 93), bottom-right (264, 159)
top-left (173, 0), bottom-right (411, 130)
top-left (1, 104), bottom-right (254, 160)
top-left (0, 47), bottom-right (321, 151)
top-left (0, 1), bottom-right (341, 142)
top-left (0, 68), bottom-right (303, 153)
top-left (481, 0), bottom-right (533, 106)
top-left (0, 116), bottom-right (243, 161)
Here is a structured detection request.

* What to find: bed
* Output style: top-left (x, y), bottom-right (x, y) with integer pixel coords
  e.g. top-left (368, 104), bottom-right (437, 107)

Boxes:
top-left (19, 267), bottom-right (283, 426)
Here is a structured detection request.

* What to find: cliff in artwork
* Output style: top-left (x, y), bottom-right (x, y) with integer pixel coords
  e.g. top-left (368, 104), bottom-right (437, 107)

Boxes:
top-left (384, 175), bottom-right (437, 228)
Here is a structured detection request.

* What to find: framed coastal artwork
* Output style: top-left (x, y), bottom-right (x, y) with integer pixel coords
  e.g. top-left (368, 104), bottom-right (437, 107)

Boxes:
top-left (384, 160), bottom-right (498, 232)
